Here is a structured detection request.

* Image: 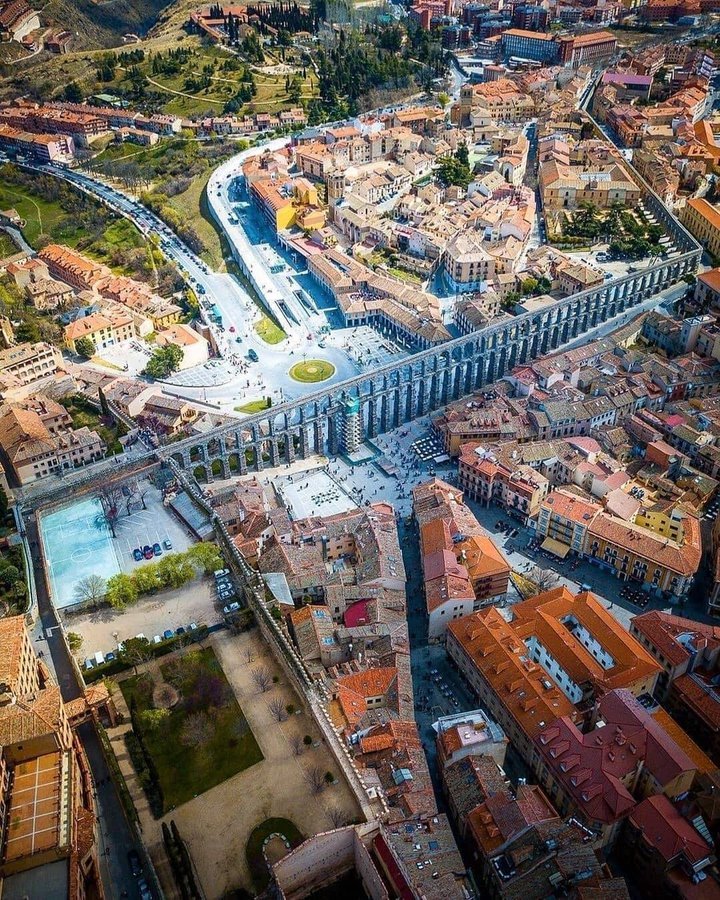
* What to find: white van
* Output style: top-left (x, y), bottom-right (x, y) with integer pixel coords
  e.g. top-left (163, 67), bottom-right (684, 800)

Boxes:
top-left (94, 651), bottom-right (105, 666)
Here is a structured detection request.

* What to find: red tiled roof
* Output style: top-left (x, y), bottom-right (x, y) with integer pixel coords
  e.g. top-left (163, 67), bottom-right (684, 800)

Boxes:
top-left (629, 795), bottom-right (712, 865)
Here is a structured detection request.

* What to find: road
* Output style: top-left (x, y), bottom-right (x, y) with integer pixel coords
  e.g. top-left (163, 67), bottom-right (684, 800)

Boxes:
top-left (25, 514), bottom-right (150, 900)
top-left (28, 160), bottom-right (360, 411)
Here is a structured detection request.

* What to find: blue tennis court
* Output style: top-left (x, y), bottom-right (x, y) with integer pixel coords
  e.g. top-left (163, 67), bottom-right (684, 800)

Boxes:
top-left (39, 496), bottom-right (121, 610)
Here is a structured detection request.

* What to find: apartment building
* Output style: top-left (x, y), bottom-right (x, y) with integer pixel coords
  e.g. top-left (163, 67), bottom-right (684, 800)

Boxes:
top-left (0, 616), bottom-right (104, 899)
top-left (533, 485), bottom-right (702, 599)
top-left (558, 30), bottom-right (618, 67)
top-left (501, 28), bottom-right (559, 64)
top-left (459, 448), bottom-right (550, 521)
top-left (535, 488), bottom-right (603, 556)
top-left (533, 689), bottom-right (697, 847)
top-left (540, 157), bottom-right (641, 211)
top-left (442, 232), bottom-right (495, 293)
top-left (0, 104), bottom-right (107, 146)
top-left (0, 395), bottom-right (106, 484)
top-left (413, 478), bottom-right (510, 640)
top-left (446, 586), bottom-right (660, 764)
top-left (585, 506), bottom-right (701, 599)
top-left (0, 124), bottom-right (76, 161)
top-left (38, 243), bottom-right (110, 290)
top-left (0, 341), bottom-right (63, 388)
top-left (623, 795), bottom-right (718, 898)
top-left (63, 310), bottom-right (135, 353)
top-left (155, 323), bottom-right (209, 370)
top-left (630, 610), bottom-right (720, 700)
top-left (681, 198), bottom-right (720, 259)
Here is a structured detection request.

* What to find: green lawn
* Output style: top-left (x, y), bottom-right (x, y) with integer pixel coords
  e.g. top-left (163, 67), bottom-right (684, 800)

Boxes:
top-left (0, 184), bottom-right (73, 247)
top-left (235, 398), bottom-right (272, 413)
top-left (0, 230), bottom-right (18, 258)
top-left (289, 360), bottom-right (336, 383)
top-left (246, 818), bottom-right (304, 892)
top-left (120, 647), bottom-right (262, 812)
top-left (254, 314), bottom-right (287, 345)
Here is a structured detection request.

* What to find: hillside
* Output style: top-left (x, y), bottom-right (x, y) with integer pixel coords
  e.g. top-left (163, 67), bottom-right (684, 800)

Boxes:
top-left (34, 0), bottom-right (175, 49)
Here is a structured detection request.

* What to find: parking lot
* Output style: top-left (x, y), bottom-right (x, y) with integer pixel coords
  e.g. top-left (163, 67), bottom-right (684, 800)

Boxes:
top-left (112, 481), bottom-right (195, 574)
top-left (65, 576), bottom-right (219, 664)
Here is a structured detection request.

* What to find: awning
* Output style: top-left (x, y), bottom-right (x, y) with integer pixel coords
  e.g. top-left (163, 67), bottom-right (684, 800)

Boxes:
top-left (541, 537), bottom-right (571, 559)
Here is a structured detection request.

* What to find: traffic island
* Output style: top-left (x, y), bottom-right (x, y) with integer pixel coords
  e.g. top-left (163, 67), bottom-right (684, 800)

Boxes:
top-left (288, 360), bottom-right (336, 383)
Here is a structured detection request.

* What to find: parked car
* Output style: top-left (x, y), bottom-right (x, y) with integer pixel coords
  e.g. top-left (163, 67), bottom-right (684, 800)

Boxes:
top-left (127, 850), bottom-right (142, 877)
top-left (153, 542), bottom-right (162, 556)
top-left (188, 622), bottom-right (197, 631)
top-left (214, 568), bottom-right (229, 579)
top-left (163, 539), bottom-right (173, 551)
top-left (104, 652), bottom-right (116, 663)
top-left (84, 658), bottom-right (95, 671)
top-left (223, 602), bottom-right (241, 614)
top-left (143, 545), bottom-right (154, 560)
top-left (176, 626), bottom-right (186, 636)
top-left (248, 348), bottom-right (259, 362)
top-left (152, 635), bottom-right (162, 644)
top-left (133, 548), bottom-right (143, 562)
top-left (163, 629), bottom-right (174, 640)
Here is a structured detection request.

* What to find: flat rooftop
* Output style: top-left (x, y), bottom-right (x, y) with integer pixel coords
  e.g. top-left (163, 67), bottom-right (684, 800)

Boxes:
top-left (4, 751), bottom-right (67, 863)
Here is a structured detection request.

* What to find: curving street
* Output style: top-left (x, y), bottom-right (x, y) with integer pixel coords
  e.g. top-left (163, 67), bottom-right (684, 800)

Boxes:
top-left (25, 159), bottom-right (361, 411)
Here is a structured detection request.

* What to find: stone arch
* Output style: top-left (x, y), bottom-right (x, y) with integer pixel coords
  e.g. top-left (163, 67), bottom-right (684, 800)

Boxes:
top-left (194, 465), bottom-right (208, 483)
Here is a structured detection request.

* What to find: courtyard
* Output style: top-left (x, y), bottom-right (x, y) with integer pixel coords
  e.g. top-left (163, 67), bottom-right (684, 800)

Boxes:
top-left (108, 629), bottom-right (362, 898)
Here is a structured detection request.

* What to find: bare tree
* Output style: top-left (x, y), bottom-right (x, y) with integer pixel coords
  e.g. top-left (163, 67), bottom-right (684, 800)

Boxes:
top-left (305, 766), bottom-right (325, 795)
top-left (269, 697), bottom-right (288, 722)
top-left (73, 574), bottom-right (106, 610)
top-left (179, 711), bottom-right (214, 748)
top-left (327, 807), bottom-right (347, 828)
top-left (252, 666), bottom-right (272, 693)
top-left (99, 487), bottom-right (123, 538)
top-left (533, 568), bottom-right (560, 593)
top-left (290, 733), bottom-right (304, 756)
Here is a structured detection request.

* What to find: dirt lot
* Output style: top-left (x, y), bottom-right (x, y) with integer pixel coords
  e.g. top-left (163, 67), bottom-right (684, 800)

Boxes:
top-left (65, 576), bottom-right (220, 661)
top-left (110, 628), bottom-right (362, 898)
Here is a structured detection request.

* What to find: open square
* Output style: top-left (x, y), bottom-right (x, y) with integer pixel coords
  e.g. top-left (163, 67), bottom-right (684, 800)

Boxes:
top-left (274, 469), bottom-right (358, 520)
top-left (120, 647), bottom-right (263, 813)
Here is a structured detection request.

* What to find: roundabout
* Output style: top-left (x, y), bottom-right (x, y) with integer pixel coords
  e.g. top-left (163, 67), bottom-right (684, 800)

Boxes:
top-left (288, 359), bottom-right (336, 383)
